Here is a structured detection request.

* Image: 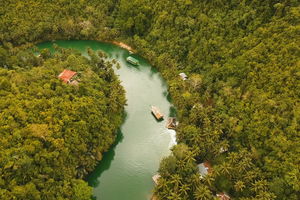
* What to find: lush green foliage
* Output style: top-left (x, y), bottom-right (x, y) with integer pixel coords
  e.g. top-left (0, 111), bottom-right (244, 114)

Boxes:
top-left (1, 0), bottom-right (299, 199)
top-left (0, 0), bottom-right (118, 43)
top-left (0, 46), bottom-right (125, 199)
top-left (113, 1), bottom-right (299, 199)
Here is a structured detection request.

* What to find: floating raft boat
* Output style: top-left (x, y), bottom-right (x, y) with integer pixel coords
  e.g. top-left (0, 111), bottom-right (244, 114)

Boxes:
top-left (126, 56), bottom-right (139, 65)
top-left (166, 117), bottom-right (177, 129)
top-left (151, 106), bottom-right (164, 120)
top-left (152, 174), bottom-right (161, 185)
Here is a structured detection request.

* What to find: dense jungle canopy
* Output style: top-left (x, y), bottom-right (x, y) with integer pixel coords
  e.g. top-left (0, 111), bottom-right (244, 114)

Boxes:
top-left (0, 45), bottom-right (126, 199)
top-left (0, 0), bottom-right (299, 199)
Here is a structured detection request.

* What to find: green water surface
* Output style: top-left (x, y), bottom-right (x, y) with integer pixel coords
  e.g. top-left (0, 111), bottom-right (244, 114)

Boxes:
top-left (38, 40), bottom-right (176, 200)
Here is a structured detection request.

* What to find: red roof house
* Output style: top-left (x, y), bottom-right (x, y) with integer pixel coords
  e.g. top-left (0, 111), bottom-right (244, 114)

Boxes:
top-left (58, 69), bottom-right (77, 83)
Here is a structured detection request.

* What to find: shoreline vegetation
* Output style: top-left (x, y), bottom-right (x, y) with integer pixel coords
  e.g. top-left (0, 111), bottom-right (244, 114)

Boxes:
top-left (1, 0), bottom-right (299, 200)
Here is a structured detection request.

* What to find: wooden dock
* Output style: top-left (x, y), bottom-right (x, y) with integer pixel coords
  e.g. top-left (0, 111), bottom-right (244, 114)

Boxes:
top-left (151, 106), bottom-right (164, 120)
top-left (166, 117), bottom-right (177, 129)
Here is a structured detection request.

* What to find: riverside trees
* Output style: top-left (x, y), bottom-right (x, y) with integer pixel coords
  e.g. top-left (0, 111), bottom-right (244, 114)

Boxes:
top-left (114, 1), bottom-right (299, 199)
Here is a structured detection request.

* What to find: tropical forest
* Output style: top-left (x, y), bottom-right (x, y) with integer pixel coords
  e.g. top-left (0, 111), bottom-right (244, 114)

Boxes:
top-left (0, 0), bottom-right (299, 200)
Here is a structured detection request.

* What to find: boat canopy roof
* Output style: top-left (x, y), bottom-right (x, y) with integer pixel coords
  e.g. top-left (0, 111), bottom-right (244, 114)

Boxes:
top-left (126, 56), bottom-right (139, 64)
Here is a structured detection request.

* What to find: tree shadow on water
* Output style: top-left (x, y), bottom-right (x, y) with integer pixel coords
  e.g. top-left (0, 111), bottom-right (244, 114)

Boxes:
top-left (85, 112), bottom-right (127, 189)
top-left (168, 106), bottom-right (177, 118)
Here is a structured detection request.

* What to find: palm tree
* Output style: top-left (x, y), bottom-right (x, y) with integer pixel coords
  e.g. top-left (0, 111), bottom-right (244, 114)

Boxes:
top-left (177, 159), bottom-right (186, 171)
top-left (204, 175), bottom-right (215, 187)
top-left (193, 185), bottom-right (213, 200)
top-left (234, 180), bottom-right (246, 192)
top-left (190, 173), bottom-right (201, 189)
top-left (255, 191), bottom-right (276, 200)
top-left (251, 179), bottom-right (268, 193)
top-left (167, 191), bottom-right (182, 200)
top-left (170, 174), bottom-right (182, 191)
top-left (157, 177), bottom-right (168, 191)
top-left (183, 151), bottom-right (196, 163)
top-left (219, 162), bottom-right (232, 176)
top-left (178, 183), bottom-right (190, 197)
top-left (237, 156), bottom-right (252, 173)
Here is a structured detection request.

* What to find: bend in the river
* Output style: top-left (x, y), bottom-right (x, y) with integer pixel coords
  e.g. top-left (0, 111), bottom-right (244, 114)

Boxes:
top-left (38, 40), bottom-right (176, 200)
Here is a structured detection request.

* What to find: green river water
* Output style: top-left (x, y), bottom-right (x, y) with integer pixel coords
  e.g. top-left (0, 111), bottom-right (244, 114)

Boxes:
top-left (38, 40), bottom-right (176, 200)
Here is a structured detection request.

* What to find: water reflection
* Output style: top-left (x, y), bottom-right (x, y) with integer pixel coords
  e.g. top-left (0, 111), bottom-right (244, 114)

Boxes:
top-left (86, 111), bottom-right (127, 187)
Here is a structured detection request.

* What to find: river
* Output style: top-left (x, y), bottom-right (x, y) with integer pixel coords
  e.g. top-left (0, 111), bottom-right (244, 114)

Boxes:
top-left (38, 40), bottom-right (176, 200)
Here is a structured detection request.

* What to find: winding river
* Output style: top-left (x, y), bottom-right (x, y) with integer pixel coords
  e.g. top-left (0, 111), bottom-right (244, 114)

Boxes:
top-left (38, 40), bottom-right (176, 200)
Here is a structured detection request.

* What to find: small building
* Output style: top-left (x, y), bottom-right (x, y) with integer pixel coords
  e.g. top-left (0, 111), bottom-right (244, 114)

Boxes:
top-left (126, 56), bottom-right (139, 65)
top-left (152, 174), bottom-right (161, 185)
top-left (69, 80), bottom-right (79, 86)
top-left (219, 146), bottom-right (228, 153)
top-left (192, 103), bottom-right (203, 109)
top-left (179, 72), bottom-right (188, 80)
top-left (216, 193), bottom-right (230, 200)
top-left (198, 161), bottom-right (212, 178)
top-left (151, 106), bottom-right (164, 120)
top-left (166, 117), bottom-right (177, 129)
top-left (58, 69), bottom-right (77, 84)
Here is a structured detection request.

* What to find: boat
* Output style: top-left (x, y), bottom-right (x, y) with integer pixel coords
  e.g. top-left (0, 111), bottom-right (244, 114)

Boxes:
top-left (151, 106), bottom-right (164, 120)
top-left (126, 56), bottom-right (139, 65)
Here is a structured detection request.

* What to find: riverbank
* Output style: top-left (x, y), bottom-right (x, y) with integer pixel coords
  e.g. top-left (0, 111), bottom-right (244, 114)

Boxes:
top-left (38, 40), bottom-right (176, 200)
top-left (111, 41), bottom-right (135, 52)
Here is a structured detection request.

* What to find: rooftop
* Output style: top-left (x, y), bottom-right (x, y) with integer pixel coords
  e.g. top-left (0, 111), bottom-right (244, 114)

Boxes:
top-left (152, 174), bottom-right (161, 185)
top-left (58, 69), bottom-right (77, 83)
top-left (166, 117), bottom-right (177, 129)
top-left (179, 72), bottom-right (188, 80)
top-left (216, 193), bottom-right (230, 200)
top-left (126, 56), bottom-right (139, 65)
top-left (198, 161), bottom-right (212, 177)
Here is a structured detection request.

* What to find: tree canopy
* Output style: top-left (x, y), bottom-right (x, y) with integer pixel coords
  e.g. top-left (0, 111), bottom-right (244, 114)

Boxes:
top-left (0, 45), bottom-right (125, 199)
